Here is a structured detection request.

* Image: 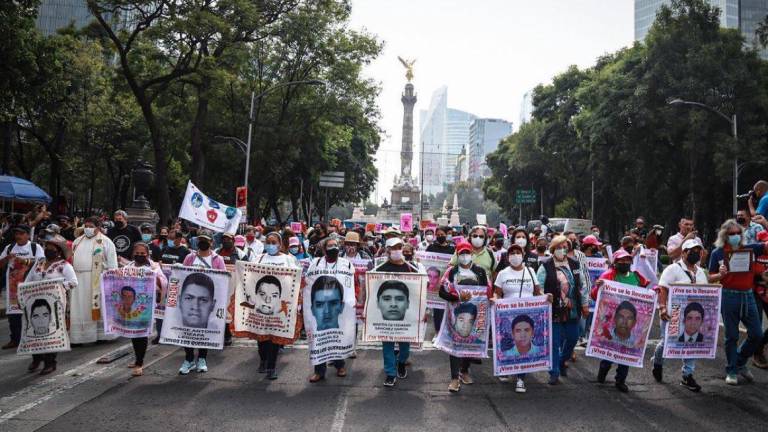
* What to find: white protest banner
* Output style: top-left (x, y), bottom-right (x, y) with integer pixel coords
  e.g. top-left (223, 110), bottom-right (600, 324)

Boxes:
top-left (415, 251), bottom-right (452, 309)
top-left (303, 262), bottom-right (356, 365)
top-left (476, 214), bottom-right (487, 225)
top-left (100, 267), bottom-right (156, 338)
top-left (586, 280), bottom-right (657, 368)
top-left (663, 284), bottom-right (722, 359)
top-left (362, 271), bottom-right (427, 343)
top-left (585, 257), bottom-right (608, 311)
top-left (155, 264), bottom-right (173, 318)
top-left (178, 181), bottom-right (242, 235)
top-left (233, 261), bottom-right (302, 340)
top-left (17, 278), bottom-right (70, 355)
top-left (434, 284), bottom-right (490, 358)
top-left (160, 266), bottom-right (231, 350)
top-left (350, 257), bottom-right (373, 321)
top-left (632, 247), bottom-right (659, 286)
top-left (491, 295), bottom-right (552, 375)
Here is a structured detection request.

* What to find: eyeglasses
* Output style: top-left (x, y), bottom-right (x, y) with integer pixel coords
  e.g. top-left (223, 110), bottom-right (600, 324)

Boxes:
top-left (471, 235), bottom-right (485, 239)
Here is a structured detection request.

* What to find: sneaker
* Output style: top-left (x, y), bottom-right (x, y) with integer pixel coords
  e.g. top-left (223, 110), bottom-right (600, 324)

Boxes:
top-left (725, 374), bottom-right (738, 385)
top-left (615, 381), bottom-right (629, 393)
top-left (39, 364), bottom-right (57, 376)
top-left (680, 375), bottom-right (701, 392)
top-left (548, 375), bottom-right (559, 385)
top-left (739, 368), bottom-right (755, 383)
top-left (27, 360), bottom-right (41, 372)
top-left (383, 375), bottom-right (397, 387)
top-left (397, 362), bottom-right (408, 379)
top-left (753, 353), bottom-right (768, 369)
top-left (267, 369), bottom-right (278, 380)
top-left (652, 365), bottom-right (663, 383)
top-left (197, 358), bottom-right (208, 373)
top-left (515, 378), bottom-right (527, 393)
top-left (459, 372), bottom-right (473, 385)
top-left (179, 360), bottom-right (196, 375)
top-left (597, 367), bottom-right (609, 384)
top-left (498, 376), bottom-right (510, 383)
top-left (448, 379), bottom-right (460, 393)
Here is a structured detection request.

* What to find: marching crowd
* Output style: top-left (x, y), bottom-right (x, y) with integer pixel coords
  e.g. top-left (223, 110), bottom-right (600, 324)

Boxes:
top-left (2, 180), bottom-right (768, 394)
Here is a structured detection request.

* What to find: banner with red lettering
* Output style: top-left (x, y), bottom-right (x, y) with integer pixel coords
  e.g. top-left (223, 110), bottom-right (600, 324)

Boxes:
top-left (662, 284), bottom-right (721, 359)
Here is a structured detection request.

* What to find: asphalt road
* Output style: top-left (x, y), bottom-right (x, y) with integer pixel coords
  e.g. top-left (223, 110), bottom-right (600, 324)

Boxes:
top-left (1, 317), bottom-right (767, 432)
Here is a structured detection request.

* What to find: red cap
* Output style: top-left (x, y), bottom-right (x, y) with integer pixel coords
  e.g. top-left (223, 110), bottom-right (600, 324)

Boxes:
top-left (757, 231), bottom-right (768, 242)
top-left (456, 241), bottom-right (472, 254)
top-left (612, 249), bottom-right (632, 261)
top-left (582, 234), bottom-right (602, 247)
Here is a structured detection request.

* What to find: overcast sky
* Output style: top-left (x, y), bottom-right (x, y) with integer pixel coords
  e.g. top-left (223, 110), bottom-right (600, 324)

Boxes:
top-left (348, 0), bottom-right (634, 204)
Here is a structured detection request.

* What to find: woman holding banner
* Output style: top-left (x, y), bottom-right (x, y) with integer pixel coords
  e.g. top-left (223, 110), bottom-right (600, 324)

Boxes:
top-left (492, 242), bottom-right (548, 393)
top-left (254, 231), bottom-right (300, 380)
top-left (593, 249), bottom-right (650, 392)
top-left (440, 241), bottom-right (492, 392)
top-left (536, 235), bottom-right (586, 385)
top-left (449, 226), bottom-right (495, 277)
top-left (25, 235), bottom-right (77, 375)
top-left (180, 230), bottom-right (226, 375)
top-left (124, 242), bottom-right (168, 377)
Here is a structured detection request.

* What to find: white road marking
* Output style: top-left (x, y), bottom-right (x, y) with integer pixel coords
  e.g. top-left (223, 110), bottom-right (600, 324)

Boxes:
top-left (330, 388), bottom-right (349, 432)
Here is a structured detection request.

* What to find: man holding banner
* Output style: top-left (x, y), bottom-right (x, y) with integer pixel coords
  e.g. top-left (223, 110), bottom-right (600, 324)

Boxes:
top-left (651, 239), bottom-right (710, 392)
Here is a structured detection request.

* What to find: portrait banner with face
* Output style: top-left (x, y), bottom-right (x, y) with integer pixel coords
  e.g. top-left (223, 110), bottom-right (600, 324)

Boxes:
top-left (586, 280), bottom-right (657, 368)
top-left (491, 296), bottom-right (552, 375)
top-left (5, 257), bottom-right (34, 315)
top-left (362, 271), bottom-right (427, 343)
top-left (662, 284), bottom-right (722, 359)
top-left (350, 258), bottom-right (373, 321)
top-left (17, 278), bottom-right (70, 355)
top-left (233, 262), bottom-right (302, 339)
top-left (434, 285), bottom-right (490, 358)
top-left (303, 264), bottom-right (356, 365)
top-left (414, 251), bottom-right (452, 309)
top-left (100, 267), bottom-right (157, 338)
top-left (159, 266), bottom-right (231, 350)
top-left (584, 257), bottom-right (608, 310)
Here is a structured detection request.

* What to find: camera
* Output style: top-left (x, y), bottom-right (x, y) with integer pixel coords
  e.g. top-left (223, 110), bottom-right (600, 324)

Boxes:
top-left (736, 190), bottom-right (755, 200)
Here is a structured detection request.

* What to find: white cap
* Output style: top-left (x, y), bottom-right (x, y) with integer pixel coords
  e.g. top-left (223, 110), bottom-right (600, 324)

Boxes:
top-left (682, 239), bottom-right (703, 251)
top-left (385, 237), bottom-right (403, 248)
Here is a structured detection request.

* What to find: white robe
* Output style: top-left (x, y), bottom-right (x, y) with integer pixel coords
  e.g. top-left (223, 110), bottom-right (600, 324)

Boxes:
top-left (70, 233), bottom-right (118, 343)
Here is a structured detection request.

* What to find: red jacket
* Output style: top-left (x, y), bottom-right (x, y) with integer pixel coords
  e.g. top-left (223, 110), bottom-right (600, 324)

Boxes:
top-left (590, 268), bottom-right (650, 300)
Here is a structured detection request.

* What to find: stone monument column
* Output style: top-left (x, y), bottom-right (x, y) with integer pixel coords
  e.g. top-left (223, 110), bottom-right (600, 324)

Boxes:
top-left (400, 83), bottom-right (417, 179)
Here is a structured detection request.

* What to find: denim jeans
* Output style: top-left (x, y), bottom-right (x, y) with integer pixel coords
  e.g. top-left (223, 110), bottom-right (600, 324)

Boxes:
top-left (550, 319), bottom-right (579, 378)
top-left (721, 289), bottom-right (762, 375)
top-left (652, 320), bottom-right (696, 376)
top-left (382, 341), bottom-right (410, 377)
top-left (315, 359), bottom-right (345, 376)
top-left (449, 355), bottom-right (470, 379)
top-left (599, 360), bottom-right (629, 382)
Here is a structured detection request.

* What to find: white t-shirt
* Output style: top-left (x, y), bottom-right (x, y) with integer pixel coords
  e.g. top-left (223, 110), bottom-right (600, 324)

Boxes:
top-left (255, 253), bottom-right (298, 268)
top-left (1, 241), bottom-right (46, 273)
top-left (494, 266), bottom-right (538, 298)
top-left (658, 262), bottom-right (708, 286)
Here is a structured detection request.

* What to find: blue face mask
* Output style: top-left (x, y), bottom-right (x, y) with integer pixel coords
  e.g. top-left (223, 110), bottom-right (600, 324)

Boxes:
top-left (289, 247), bottom-right (299, 255)
top-left (728, 234), bottom-right (741, 247)
top-left (265, 244), bottom-right (279, 256)
top-left (141, 234), bottom-right (152, 242)
top-left (167, 239), bottom-right (175, 248)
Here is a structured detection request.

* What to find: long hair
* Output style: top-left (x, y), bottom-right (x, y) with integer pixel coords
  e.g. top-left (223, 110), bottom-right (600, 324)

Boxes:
top-left (714, 219), bottom-right (743, 248)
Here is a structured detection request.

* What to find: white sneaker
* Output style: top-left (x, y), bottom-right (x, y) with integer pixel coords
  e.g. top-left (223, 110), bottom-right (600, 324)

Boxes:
top-left (179, 360), bottom-right (196, 375)
top-left (725, 374), bottom-right (738, 385)
top-left (197, 358), bottom-right (208, 373)
top-left (515, 378), bottom-right (526, 393)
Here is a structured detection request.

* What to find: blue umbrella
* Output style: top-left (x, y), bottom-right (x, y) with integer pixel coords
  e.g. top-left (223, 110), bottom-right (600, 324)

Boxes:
top-left (0, 175), bottom-right (52, 204)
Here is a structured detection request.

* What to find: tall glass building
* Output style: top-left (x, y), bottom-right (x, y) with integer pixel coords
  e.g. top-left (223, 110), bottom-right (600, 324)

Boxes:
top-left (634, 0), bottom-right (768, 58)
top-left (468, 118), bottom-right (513, 180)
top-left (419, 87), bottom-right (477, 196)
top-left (35, 0), bottom-right (134, 36)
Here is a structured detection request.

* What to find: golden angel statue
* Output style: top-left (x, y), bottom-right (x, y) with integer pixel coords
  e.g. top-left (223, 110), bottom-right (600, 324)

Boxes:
top-left (398, 56), bottom-right (416, 82)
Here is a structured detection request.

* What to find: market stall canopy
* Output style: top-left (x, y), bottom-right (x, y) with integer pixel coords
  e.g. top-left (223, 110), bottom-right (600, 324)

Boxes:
top-left (0, 175), bottom-right (52, 203)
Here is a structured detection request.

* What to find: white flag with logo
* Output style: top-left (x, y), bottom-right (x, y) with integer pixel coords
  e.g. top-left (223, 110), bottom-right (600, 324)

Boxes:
top-left (178, 181), bottom-right (242, 234)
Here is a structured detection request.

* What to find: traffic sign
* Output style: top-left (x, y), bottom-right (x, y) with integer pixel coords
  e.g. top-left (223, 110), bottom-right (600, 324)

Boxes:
top-left (515, 189), bottom-right (536, 204)
top-left (319, 171), bottom-right (345, 189)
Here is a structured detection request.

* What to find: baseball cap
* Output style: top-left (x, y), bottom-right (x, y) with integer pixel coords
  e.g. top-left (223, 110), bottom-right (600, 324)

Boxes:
top-left (682, 239), bottom-right (703, 251)
top-left (582, 234), bottom-right (602, 247)
top-left (385, 237), bottom-right (403, 248)
top-left (234, 235), bottom-right (246, 248)
top-left (456, 241), bottom-right (472, 254)
top-left (289, 237), bottom-right (300, 247)
top-left (612, 249), bottom-right (632, 261)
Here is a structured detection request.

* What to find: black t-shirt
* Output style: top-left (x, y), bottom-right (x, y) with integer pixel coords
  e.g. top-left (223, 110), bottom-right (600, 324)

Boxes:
top-left (160, 245), bottom-right (190, 264)
top-left (426, 242), bottom-right (456, 254)
top-left (107, 224), bottom-right (142, 259)
top-left (376, 261), bottom-right (415, 273)
top-left (60, 226), bottom-right (76, 241)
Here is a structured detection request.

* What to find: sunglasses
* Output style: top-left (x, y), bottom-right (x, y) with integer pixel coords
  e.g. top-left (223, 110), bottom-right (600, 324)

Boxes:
top-left (471, 235), bottom-right (485, 239)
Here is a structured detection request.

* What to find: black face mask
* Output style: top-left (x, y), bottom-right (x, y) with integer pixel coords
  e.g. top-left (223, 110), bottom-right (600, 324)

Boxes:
top-left (536, 246), bottom-right (546, 253)
top-left (133, 255), bottom-right (148, 265)
top-left (117, 221), bottom-right (127, 228)
top-left (685, 251), bottom-right (701, 265)
top-left (624, 247), bottom-right (633, 254)
top-left (736, 217), bottom-right (747, 225)
top-left (615, 262), bottom-right (631, 274)
top-left (44, 249), bottom-right (59, 261)
top-left (325, 246), bottom-right (339, 261)
top-left (436, 235), bottom-right (446, 244)
top-left (222, 240), bottom-right (234, 250)
top-left (404, 254), bottom-right (414, 261)
top-left (198, 240), bottom-right (211, 251)
top-left (494, 240), bottom-right (504, 248)
top-left (159, 235), bottom-right (168, 241)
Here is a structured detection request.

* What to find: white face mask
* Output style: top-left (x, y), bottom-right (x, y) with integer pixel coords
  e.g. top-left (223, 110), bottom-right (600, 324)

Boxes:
top-left (84, 227), bottom-right (96, 238)
top-left (514, 237), bottom-right (527, 248)
top-left (508, 254), bottom-right (523, 267)
top-left (458, 254), bottom-right (473, 266)
top-left (389, 250), bottom-right (403, 261)
top-left (554, 248), bottom-right (567, 260)
top-left (367, 240), bottom-right (374, 247)
top-left (471, 237), bottom-right (484, 248)
top-left (425, 234), bottom-right (435, 242)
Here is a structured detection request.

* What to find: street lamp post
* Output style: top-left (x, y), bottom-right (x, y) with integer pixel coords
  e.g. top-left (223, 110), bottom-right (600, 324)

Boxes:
top-left (667, 98), bottom-right (738, 214)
